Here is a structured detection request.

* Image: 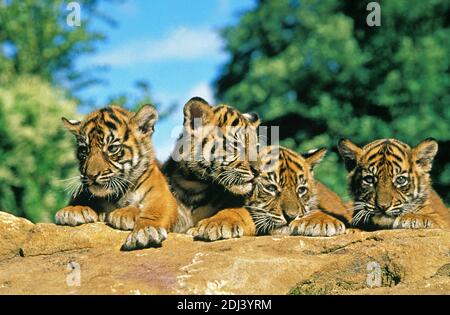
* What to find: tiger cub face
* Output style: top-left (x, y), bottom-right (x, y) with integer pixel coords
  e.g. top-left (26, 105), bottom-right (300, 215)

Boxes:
top-left (174, 97), bottom-right (261, 195)
top-left (62, 105), bottom-right (158, 198)
top-left (338, 138), bottom-right (438, 229)
top-left (246, 146), bottom-right (326, 234)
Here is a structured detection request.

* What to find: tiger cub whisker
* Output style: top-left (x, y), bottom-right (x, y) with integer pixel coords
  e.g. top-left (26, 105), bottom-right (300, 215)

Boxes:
top-left (54, 104), bottom-right (178, 251)
top-left (339, 138), bottom-right (450, 230)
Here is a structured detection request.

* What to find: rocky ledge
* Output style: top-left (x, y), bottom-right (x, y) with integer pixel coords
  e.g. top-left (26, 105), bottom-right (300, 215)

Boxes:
top-left (0, 211), bottom-right (449, 294)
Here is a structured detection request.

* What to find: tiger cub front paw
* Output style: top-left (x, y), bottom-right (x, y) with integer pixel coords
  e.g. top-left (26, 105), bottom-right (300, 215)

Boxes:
top-left (290, 211), bottom-right (346, 237)
top-left (393, 214), bottom-right (435, 229)
top-left (188, 217), bottom-right (245, 242)
top-left (121, 225), bottom-right (168, 251)
top-left (105, 206), bottom-right (140, 230)
top-left (55, 206), bottom-right (98, 226)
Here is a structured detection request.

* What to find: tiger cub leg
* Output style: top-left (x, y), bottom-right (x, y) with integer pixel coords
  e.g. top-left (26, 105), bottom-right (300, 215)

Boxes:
top-left (188, 208), bottom-right (256, 241)
top-left (121, 170), bottom-right (178, 250)
top-left (122, 204), bottom-right (178, 250)
top-left (289, 210), bottom-right (346, 237)
top-left (55, 205), bottom-right (98, 226)
top-left (122, 215), bottom-right (169, 250)
top-left (122, 203), bottom-right (177, 250)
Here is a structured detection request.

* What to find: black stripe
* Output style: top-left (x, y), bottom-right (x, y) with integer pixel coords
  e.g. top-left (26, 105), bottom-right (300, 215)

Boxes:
top-left (114, 107), bottom-right (128, 116)
top-left (201, 137), bottom-right (209, 149)
top-left (85, 117), bottom-right (98, 127)
top-left (135, 166), bottom-right (153, 191)
top-left (123, 128), bottom-right (130, 141)
top-left (367, 141), bottom-right (386, 152)
top-left (388, 142), bottom-right (407, 156)
top-left (104, 121), bottom-right (117, 130)
top-left (367, 153), bottom-right (379, 162)
top-left (391, 160), bottom-right (403, 170)
top-left (141, 185), bottom-right (154, 201)
top-left (389, 153), bottom-right (404, 163)
top-left (285, 155), bottom-right (303, 171)
top-left (108, 111), bottom-right (122, 124)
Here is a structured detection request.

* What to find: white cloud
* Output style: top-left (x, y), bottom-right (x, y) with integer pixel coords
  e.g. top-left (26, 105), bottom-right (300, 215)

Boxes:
top-left (187, 82), bottom-right (215, 104)
top-left (92, 27), bottom-right (224, 67)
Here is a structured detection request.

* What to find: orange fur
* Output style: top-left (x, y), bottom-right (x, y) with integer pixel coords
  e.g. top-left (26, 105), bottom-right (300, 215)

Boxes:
top-left (164, 97), bottom-right (261, 235)
top-left (55, 105), bottom-right (178, 250)
top-left (338, 138), bottom-right (450, 230)
top-left (191, 145), bottom-right (348, 240)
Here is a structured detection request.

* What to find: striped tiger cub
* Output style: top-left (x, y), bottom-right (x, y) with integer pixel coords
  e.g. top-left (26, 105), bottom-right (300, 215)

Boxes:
top-left (55, 105), bottom-right (178, 250)
top-left (163, 97), bottom-right (261, 233)
top-left (338, 138), bottom-right (450, 230)
top-left (189, 145), bottom-right (350, 241)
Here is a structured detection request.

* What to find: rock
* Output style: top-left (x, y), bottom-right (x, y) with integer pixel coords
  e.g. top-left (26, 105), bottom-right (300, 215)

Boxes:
top-left (0, 212), bottom-right (34, 260)
top-left (0, 211), bottom-right (449, 294)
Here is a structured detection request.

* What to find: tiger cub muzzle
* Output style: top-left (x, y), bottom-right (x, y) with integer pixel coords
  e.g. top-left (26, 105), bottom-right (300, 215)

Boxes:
top-left (247, 146), bottom-right (327, 234)
top-left (338, 137), bottom-right (450, 230)
top-left (177, 97), bottom-right (262, 196)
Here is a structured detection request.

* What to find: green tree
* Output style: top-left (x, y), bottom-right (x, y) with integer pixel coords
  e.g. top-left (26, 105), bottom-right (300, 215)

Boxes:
top-left (0, 0), bottom-right (110, 92)
top-left (0, 76), bottom-right (78, 222)
top-left (216, 0), bottom-right (450, 203)
top-left (0, 1), bottom-right (169, 222)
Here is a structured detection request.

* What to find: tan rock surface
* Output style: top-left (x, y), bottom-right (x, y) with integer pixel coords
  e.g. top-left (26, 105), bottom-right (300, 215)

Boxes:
top-left (0, 211), bottom-right (449, 294)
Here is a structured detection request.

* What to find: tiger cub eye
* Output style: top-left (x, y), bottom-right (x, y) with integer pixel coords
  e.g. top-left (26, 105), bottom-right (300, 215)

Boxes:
top-left (395, 175), bottom-right (408, 186)
top-left (108, 144), bottom-right (122, 154)
top-left (363, 175), bottom-right (375, 184)
top-left (297, 186), bottom-right (308, 196)
top-left (266, 184), bottom-right (278, 193)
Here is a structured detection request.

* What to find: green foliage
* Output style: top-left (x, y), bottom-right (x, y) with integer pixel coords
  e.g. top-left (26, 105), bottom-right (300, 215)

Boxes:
top-left (0, 77), bottom-right (78, 222)
top-left (216, 0), bottom-right (450, 203)
top-left (0, 1), bottom-right (168, 222)
top-left (0, 0), bottom-right (107, 91)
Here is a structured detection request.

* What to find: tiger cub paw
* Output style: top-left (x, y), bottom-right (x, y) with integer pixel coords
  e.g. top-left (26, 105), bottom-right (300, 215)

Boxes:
top-left (290, 211), bottom-right (346, 237)
top-left (105, 207), bottom-right (140, 231)
top-left (188, 217), bottom-right (245, 242)
top-left (393, 214), bottom-right (435, 229)
top-left (55, 206), bottom-right (98, 226)
top-left (121, 225), bottom-right (168, 251)
top-left (270, 226), bottom-right (291, 236)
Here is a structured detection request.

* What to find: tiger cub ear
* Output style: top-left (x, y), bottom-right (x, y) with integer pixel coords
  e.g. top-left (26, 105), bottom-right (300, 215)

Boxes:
top-left (304, 147), bottom-right (327, 169)
top-left (243, 112), bottom-right (261, 127)
top-left (413, 138), bottom-right (438, 172)
top-left (337, 139), bottom-right (362, 172)
top-left (61, 117), bottom-right (81, 136)
top-left (183, 97), bottom-right (214, 130)
top-left (132, 104), bottom-right (158, 135)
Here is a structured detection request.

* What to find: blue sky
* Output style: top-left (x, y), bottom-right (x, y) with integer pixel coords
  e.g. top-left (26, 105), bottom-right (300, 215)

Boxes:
top-left (78, 0), bottom-right (255, 160)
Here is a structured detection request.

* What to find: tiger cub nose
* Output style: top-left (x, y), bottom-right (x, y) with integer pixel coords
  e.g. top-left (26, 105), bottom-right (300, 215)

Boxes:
top-left (282, 210), bottom-right (297, 223)
top-left (85, 173), bottom-right (100, 184)
top-left (249, 159), bottom-right (261, 177)
top-left (376, 200), bottom-right (392, 212)
top-left (250, 165), bottom-right (260, 177)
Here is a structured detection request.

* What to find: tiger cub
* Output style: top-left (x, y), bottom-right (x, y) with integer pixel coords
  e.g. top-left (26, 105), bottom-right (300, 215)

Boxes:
top-left (55, 105), bottom-right (178, 250)
top-left (189, 145), bottom-right (350, 241)
top-left (163, 97), bottom-right (261, 233)
top-left (338, 138), bottom-right (450, 230)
